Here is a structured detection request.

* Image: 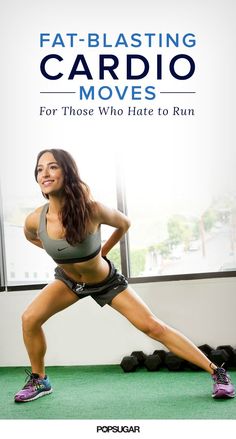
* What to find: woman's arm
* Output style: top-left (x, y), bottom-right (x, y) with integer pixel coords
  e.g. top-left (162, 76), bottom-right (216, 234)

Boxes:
top-left (93, 202), bottom-right (131, 256)
top-left (24, 211), bottom-right (44, 249)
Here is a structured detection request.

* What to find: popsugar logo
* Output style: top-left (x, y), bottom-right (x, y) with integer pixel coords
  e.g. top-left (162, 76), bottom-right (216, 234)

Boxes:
top-left (96, 425), bottom-right (140, 433)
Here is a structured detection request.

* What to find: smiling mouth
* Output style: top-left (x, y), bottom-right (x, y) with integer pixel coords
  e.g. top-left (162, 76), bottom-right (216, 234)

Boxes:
top-left (42, 180), bottom-right (54, 187)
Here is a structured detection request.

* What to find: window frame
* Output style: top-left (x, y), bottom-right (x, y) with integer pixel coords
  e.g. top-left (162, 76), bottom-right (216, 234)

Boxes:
top-left (0, 173), bottom-right (236, 292)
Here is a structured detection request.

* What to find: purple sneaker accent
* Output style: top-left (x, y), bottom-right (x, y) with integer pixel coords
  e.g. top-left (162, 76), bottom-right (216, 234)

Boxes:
top-left (212, 367), bottom-right (235, 399)
top-left (14, 369), bottom-right (52, 403)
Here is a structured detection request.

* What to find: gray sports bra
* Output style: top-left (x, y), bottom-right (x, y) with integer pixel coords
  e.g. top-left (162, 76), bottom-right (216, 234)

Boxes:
top-left (38, 204), bottom-right (101, 264)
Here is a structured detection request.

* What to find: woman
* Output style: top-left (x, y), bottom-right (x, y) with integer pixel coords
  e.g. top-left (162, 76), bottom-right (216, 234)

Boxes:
top-left (14, 149), bottom-right (235, 402)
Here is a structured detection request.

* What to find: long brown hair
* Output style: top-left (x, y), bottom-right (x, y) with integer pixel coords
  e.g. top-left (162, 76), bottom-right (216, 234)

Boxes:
top-left (35, 149), bottom-right (93, 244)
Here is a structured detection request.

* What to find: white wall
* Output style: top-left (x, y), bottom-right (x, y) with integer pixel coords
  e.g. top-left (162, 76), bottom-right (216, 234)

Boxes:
top-left (0, 277), bottom-right (236, 367)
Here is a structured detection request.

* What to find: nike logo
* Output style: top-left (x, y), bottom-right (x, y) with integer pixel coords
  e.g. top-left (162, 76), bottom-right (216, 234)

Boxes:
top-left (57, 247), bottom-right (68, 251)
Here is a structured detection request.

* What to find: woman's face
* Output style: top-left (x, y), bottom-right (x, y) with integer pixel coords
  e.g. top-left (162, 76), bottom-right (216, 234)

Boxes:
top-left (36, 152), bottom-right (64, 196)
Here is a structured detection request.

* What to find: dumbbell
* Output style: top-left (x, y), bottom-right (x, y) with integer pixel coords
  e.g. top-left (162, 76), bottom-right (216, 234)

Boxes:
top-left (230, 348), bottom-right (236, 368)
top-left (209, 345), bottom-right (233, 368)
top-left (144, 355), bottom-right (161, 371)
top-left (131, 351), bottom-right (147, 367)
top-left (232, 348), bottom-right (236, 368)
top-left (164, 352), bottom-right (186, 371)
top-left (153, 350), bottom-right (167, 366)
top-left (216, 345), bottom-right (236, 368)
top-left (144, 350), bottom-right (167, 372)
top-left (120, 351), bottom-right (146, 372)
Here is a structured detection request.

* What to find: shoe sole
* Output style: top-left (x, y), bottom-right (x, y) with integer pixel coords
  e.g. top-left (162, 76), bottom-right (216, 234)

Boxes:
top-left (212, 392), bottom-right (235, 399)
top-left (15, 388), bottom-right (53, 403)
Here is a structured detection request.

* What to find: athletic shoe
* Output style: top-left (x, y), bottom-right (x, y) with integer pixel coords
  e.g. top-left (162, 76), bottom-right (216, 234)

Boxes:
top-left (14, 369), bottom-right (52, 403)
top-left (212, 367), bottom-right (235, 399)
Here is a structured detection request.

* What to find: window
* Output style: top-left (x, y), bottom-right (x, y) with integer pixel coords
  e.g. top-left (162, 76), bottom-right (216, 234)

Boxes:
top-left (1, 132), bottom-right (236, 288)
top-left (1, 134), bottom-right (236, 288)
top-left (122, 131), bottom-right (236, 278)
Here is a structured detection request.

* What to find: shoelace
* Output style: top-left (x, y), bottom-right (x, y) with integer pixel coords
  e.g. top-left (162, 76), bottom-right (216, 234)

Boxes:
top-left (214, 367), bottom-right (229, 385)
top-left (22, 369), bottom-right (41, 389)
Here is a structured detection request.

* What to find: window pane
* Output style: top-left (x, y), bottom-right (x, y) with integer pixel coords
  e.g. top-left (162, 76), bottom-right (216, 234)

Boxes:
top-left (122, 129), bottom-right (236, 277)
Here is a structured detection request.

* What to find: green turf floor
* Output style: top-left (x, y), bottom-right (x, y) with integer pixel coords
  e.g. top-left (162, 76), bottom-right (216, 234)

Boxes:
top-left (1, 366), bottom-right (236, 419)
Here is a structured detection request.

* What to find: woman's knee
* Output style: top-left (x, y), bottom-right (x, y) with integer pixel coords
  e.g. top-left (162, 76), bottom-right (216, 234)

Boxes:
top-left (143, 317), bottom-right (168, 341)
top-left (21, 309), bottom-right (42, 332)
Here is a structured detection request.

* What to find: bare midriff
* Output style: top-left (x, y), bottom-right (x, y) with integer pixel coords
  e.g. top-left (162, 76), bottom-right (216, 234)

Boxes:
top-left (57, 252), bottom-right (110, 284)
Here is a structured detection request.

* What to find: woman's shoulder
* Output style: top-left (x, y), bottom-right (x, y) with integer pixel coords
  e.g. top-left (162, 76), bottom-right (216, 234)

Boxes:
top-left (25, 204), bottom-right (48, 231)
top-left (89, 201), bottom-right (118, 223)
top-left (90, 200), bottom-right (106, 220)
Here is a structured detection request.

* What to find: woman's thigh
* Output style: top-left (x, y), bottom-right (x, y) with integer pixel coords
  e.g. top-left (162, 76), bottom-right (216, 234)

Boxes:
top-left (109, 286), bottom-right (162, 332)
top-left (24, 280), bottom-right (80, 325)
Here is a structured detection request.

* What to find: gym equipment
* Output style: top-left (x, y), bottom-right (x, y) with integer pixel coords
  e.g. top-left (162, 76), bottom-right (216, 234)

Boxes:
top-left (131, 351), bottom-right (147, 366)
top-left (153, 350), bottom-right (167, 366)
top-left (165, 352), bottom-right (186, 371)
top-left (232, 349), bottom-right (236, 367)
top-left (120, 355), bottom-right (139, 372)
top-left (120, 344), bottom-right (236, 373)
top-left (216, 345), bottom-right (236, 368)
top-left (144, 354), bottom-right (162, 371)
top-left (210, 348), bottom-right (229, 367)
top-left (120, 351), bottom-right (146, 372)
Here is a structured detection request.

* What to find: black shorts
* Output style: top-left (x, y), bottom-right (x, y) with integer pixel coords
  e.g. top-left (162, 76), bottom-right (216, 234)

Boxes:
top-left (54, 257), bottom-right (128, 307)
